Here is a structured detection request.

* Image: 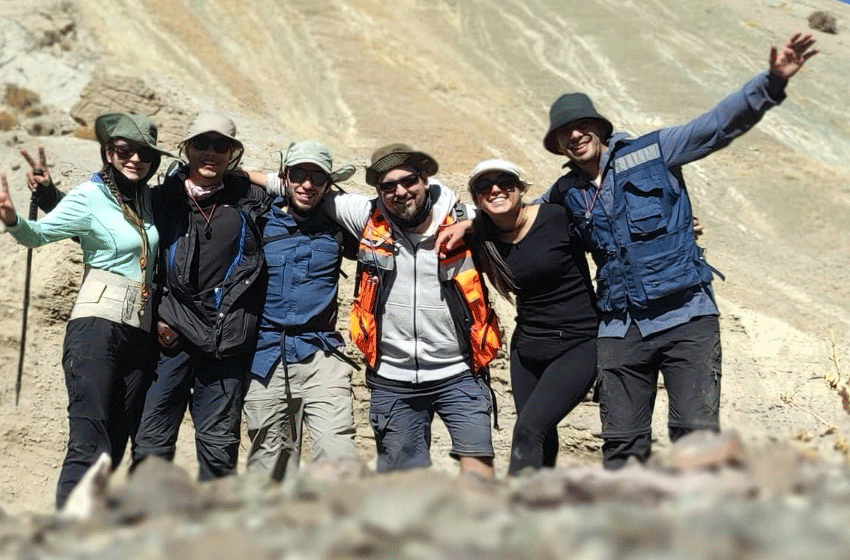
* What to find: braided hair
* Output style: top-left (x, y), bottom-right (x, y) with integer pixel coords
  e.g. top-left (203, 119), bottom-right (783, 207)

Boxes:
top-left (99, 158), bottom-right (152, 303)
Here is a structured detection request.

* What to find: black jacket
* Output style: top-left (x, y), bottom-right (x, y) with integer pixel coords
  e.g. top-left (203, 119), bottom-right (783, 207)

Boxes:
top-left (154, 165), bottom-right (271, 358)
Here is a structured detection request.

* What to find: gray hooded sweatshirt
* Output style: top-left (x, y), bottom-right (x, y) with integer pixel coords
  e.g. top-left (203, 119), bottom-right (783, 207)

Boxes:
top-left (322, 181), bottom-right (472, 384)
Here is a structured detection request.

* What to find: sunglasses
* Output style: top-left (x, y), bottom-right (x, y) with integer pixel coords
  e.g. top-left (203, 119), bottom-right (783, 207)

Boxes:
top-left (110, 143), bottom-right (157, 163)
top-left (377, 173), bottom-right (420, 194)
top-left (472, 174), bottom-right (519, 195)
top-left (287, 167), bottom-right (330, 187)
top-left (189, 135), bottom-right (234, 154)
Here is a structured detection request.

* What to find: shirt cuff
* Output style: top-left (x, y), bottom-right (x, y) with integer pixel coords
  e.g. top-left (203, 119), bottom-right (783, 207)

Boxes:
top-left (765, 71), bottom-right (788, 103)
top-left (1, 213), bottom-right (20, 232)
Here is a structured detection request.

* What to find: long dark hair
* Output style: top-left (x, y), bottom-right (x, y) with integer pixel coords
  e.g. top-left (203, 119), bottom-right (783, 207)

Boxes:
top-left (469, 211), bottom-right (518, 303)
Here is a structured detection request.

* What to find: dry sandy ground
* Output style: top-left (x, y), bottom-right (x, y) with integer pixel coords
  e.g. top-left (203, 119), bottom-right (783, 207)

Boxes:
top-left (0, 0), bottom-right (849, 515)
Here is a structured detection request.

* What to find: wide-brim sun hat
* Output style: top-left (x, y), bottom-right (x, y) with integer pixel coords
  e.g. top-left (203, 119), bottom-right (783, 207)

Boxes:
top-left (94, 113), bottom-right (173, 157)
top-left (365, 143), bottom-right (438, 186)
top-left (281, 140), bottom-right (356, 183)
top-left (181, 112), bottom-right (244, 152)
top-left (543, 92), bottom-right (613, 155)
top-left (468, 158), bottom-right (531, 190)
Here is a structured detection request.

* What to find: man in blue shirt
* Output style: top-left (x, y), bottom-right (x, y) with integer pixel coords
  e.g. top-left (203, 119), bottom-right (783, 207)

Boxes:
top-left (244, 141), bottom-right (360, 481)
top-left (540, 33), bottom-right (818, 468)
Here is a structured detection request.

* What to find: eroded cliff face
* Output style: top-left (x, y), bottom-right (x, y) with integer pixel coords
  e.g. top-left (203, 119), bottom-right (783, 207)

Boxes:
top-left (0, 0), bottom-right (848, 519)
top-left (39, 0), bottom-right (850, 332)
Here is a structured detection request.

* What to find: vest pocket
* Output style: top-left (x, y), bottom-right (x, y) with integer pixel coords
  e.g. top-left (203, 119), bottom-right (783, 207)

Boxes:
top-left (624, 227), bottom-right (703, 306)
top-left (623, 177), bottom-right (668, 238)
top-left (75, 278), bottom-right (108, 304)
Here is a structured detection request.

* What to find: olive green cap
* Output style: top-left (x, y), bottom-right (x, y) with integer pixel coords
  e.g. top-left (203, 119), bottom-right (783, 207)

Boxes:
top-left (94, 113), bottom-right (173, 157)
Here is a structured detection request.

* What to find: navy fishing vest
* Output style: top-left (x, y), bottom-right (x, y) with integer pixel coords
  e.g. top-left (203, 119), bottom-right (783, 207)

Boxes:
top-left (563, 131), bottom-right (713, 314)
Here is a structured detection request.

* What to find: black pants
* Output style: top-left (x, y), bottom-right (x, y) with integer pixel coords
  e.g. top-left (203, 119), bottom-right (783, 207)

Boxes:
top-left (132, 342), bottom-right (249, 480)
top-left (57, 317), bottom-right (155, 509)
top-left (508, 328), bottom-right (597, 475)
top-left (598, 315), bottom-right (722, 469)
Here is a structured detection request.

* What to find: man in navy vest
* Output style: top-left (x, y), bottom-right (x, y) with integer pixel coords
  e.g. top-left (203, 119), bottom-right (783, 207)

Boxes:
top-left (540, 33), bottom-right (818, 468)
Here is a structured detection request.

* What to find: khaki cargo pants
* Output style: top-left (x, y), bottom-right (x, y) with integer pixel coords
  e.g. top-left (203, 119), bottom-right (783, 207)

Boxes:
top-left (244, 349), bottom-right (359, 481)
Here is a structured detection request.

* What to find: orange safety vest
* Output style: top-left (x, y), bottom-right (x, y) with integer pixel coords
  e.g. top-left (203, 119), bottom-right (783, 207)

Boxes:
top-left (349, 205), bottom-right (502, 374)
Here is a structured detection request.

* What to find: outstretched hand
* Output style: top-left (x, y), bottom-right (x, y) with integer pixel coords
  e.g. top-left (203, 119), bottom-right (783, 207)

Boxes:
top-left (20, 147), bottom-right (53, 194)
top-left (0, 174), bottom-right (18, 227)
top-left (769, 32), bottom-right (818, 80)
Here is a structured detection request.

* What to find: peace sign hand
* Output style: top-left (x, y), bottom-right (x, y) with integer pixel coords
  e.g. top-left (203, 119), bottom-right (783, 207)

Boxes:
top-left (20, 146), bottom-right (53, 194)
top-left (0, 174), bottom-right (18, 227)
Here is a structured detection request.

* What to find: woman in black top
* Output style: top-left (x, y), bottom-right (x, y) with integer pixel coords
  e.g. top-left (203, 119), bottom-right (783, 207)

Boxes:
top-left (465, 159), bottom-right (598, 475)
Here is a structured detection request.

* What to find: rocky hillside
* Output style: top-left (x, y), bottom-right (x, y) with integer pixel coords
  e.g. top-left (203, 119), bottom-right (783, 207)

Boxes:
top-left (0, 0), bottom-right (849, 543)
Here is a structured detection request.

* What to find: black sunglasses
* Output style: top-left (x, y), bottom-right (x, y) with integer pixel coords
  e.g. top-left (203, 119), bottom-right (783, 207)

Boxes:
top-left (472, 174), bottom-right (519, 195)
top-left (190, 135), bottom-right (233, 154)
top-left (287, 167), bottom-right (330, 187)
top-left (377, 173), bottom-right (420, 194)
top-left (110, 142), bottom-right (157, 163)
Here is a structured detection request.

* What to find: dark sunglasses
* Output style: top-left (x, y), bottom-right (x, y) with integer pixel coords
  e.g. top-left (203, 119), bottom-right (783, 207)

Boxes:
top-left (472, 174), bottom-right (519, 195)
top-left (377, 173), bottom-right (420, 194)
top-left (110, 143), bottom-right (157, 163)
top-left (190, 135), bottom-right (233, 154)
top-left (287, 167), bottom-right (330, 187)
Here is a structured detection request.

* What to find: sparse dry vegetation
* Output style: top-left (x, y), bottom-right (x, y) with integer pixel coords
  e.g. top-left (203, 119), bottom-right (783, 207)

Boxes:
top-left (4, 84), bottom-right (40, 112)
top-left (820, 329), bottom-right (850, 418)
top-left (0, 110), bottom-right (19, 131)
top-left (781, 388), bottom-right (835, 430)
top-left (809, 11), bottom-right (838, 35)
top-left (823, 330), bottom-right (842, 390)
top-left (72, 125), bottom-right (96, 140)
top-left (835, 435), bottom-right (850, 456)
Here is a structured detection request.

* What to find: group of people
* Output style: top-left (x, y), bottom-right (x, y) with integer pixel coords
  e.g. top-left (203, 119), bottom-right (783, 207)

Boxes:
top-left (0, 32), bottom-right (816, 507)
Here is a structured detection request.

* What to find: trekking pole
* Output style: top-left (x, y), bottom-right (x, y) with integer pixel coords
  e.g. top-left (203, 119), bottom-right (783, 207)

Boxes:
top-left (15, 190), bottom-right (39, 406)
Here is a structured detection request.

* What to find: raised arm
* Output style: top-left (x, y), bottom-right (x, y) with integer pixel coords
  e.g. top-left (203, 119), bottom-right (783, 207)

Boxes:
top-left (660, 32), bottom-right (818, 168)
top-left (0, 174), bottom-right (18, 227)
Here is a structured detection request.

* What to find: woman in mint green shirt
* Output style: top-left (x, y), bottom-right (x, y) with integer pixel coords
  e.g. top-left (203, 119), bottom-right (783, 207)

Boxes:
top-left (0, 113), bottom-right (171, 509)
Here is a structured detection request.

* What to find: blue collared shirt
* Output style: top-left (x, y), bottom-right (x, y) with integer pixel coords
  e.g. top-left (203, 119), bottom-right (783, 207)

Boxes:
top-left (251, 198), bottom-right (346, 377)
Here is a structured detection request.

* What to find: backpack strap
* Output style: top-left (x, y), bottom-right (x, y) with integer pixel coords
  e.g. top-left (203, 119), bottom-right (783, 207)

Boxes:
top-left (452, 200), bottom-right (468, 222)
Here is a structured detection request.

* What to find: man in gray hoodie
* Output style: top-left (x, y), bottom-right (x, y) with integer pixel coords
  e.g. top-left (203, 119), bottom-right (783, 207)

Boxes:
top-left (318, 143), bottom-right (502, 476)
